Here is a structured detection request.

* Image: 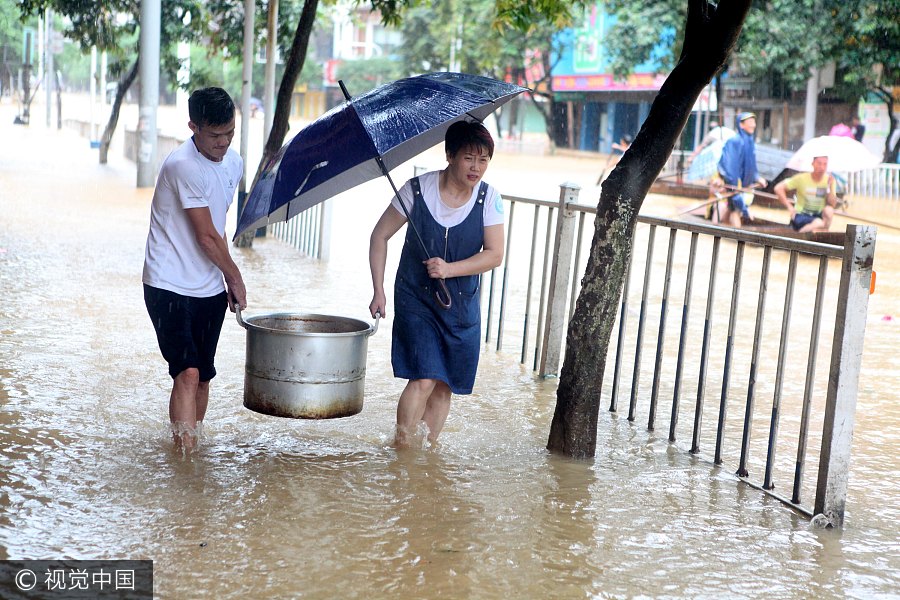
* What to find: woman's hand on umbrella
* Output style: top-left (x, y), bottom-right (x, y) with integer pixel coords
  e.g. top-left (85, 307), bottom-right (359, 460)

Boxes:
top-left (424, 257), bottom-right (451, 279)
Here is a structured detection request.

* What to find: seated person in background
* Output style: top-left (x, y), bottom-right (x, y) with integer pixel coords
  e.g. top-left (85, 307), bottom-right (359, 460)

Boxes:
top-left (774, 155), bottom-right (838, 232)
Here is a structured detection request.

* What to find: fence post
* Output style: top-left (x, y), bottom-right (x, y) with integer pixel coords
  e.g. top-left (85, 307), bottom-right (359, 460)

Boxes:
top-left (814, 225), bottom-right (876, 527)
top-left (539, 182), bottom-right (580, 378)
top-left (318, 200), bottom-right (333, 261)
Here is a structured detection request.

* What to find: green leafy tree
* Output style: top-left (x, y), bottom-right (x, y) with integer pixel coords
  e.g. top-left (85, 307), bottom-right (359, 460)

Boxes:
top-left (1, 0), bottom-right (32, 104)
top-left (333, 56), bottom-right (405, 95)
top-left (1, 0), bottom-right (25, 66)
top-left (602, 0), bottom-right (900, 161)
top-left (828, 2), bottom-right (899, 162)
top-left (15, 0), bottom-right (207, 162)
top-left (396, 0), bottom-right (565, 142)
top-left (737, 0), bottom-right (900, 161)
top-left (547, 0), bottom-right (752, 457)
top-left (234, 0), bottom-right (419, 246)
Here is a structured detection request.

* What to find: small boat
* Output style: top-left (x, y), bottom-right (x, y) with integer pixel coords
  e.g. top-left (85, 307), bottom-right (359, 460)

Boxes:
top-left (650, 177), bottom-right (785, 208)
top-left (680, 201), bottom-right (845, 247)
top-left (650, 178), bottom-right (710, 199)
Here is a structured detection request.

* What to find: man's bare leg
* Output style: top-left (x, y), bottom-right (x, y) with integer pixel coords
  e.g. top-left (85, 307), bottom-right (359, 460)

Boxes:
top-left (822, 206), bottom-right (835, 230)
top-left (799, 217), bottom-right (826, 233)
top-left (170, 368), bottom-right (200, 451)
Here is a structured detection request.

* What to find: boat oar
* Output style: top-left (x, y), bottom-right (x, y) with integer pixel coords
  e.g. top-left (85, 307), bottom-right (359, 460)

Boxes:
top-left (676, 189), bottom-right (742, 216)
top-left (721, 183), bottom-right (900, 232)
top-left (834, 211), bottom-right (900, 232)
top-left (721, 182), bottom-right (778, 201)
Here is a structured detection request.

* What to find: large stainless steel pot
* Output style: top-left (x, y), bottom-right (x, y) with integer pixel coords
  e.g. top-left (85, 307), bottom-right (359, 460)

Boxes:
top-left (236, 309), bottom-right (379, 419)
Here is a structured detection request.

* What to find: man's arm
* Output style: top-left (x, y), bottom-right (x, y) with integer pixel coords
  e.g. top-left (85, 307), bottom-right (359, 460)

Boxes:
top-left (826, 174), bottom-right (839, 207)
top-left (186, 207), bottom-right (246, 310)
top-left (774, 180), bottom-right (796, 220)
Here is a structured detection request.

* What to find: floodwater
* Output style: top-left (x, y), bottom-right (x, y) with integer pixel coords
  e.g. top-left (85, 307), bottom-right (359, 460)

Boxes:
top-left (2, 99), bottom-right (899, 599)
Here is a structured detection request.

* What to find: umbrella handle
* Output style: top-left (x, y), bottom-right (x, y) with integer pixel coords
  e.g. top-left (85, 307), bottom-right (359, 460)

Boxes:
top-left (434, 279), bottom-right (452, 310)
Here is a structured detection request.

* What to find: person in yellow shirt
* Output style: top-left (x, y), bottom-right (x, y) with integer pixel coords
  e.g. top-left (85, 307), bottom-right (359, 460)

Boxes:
top-left (774, 155), bottom-right (838, 232)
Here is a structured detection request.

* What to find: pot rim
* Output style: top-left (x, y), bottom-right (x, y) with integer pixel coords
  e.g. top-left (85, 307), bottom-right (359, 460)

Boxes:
top-left (236, 310), bottom-right (377, 337)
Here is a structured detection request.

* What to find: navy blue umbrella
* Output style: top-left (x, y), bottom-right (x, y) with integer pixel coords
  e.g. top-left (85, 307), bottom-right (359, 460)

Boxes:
top-left (233, 72), bottom-right (529, 241)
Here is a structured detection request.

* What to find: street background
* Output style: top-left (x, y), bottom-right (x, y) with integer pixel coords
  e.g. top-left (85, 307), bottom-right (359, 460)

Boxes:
top-left (1, 94), bottom-right (899, 599)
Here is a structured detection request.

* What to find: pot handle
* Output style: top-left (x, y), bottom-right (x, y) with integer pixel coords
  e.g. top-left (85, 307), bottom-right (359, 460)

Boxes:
top-left (235, 305), bottom-right (249, 329)
top-left (368, 312), bottom-right (381, 337)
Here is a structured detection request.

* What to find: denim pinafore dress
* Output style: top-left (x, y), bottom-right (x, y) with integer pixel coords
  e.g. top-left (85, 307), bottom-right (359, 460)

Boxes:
top-left (391, 176), bottom-right (488, 394)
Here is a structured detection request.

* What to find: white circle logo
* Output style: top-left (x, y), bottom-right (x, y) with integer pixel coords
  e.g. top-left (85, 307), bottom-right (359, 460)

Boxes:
top-left (15, 568), bottom-right (37, 591)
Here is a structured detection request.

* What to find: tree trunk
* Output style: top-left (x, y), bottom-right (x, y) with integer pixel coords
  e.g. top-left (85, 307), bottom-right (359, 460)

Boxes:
top-left (255, 0), bottom-right (318, 187)
top-left (547, 0), bottom-right (752, 458)
top-left (99, 58), bottom-right (140, 165)
top-left (874, 87), bottom-right (896, 163)
top-left (235, 0), bottom-right (318, 248)
top-left (526, 49), bottom-right (557, 148)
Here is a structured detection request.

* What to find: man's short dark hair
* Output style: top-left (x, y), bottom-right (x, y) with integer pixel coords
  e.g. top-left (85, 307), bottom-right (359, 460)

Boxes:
top-left (188, 87), bottom-right (235, 127)
top-left (445, 120), bottom-right (494, 158)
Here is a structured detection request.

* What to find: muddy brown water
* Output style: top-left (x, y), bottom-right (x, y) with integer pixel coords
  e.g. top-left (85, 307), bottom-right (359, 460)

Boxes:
top-left (1, 100), bottom-right (899, 598)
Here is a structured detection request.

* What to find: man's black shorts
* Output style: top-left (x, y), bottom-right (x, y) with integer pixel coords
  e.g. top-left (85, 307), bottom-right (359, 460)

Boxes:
top-left (143, 284), bottom-right (228, 381)
top-left (791, 212), bottom-right (820, 231)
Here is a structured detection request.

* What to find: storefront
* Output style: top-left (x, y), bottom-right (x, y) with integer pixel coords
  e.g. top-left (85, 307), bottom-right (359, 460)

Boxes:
top-left (550, 3), bottom-right (663, 154)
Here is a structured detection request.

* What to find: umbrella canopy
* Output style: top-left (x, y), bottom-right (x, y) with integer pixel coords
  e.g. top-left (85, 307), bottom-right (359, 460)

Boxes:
top-left (234, 72), bottom-right (529, 239)
top-left (687, 139), bottom-right (727, 182)
top-left (686, 127), bottom-right (735, 182)
top-left (786, 135), bottom-right (881, 173)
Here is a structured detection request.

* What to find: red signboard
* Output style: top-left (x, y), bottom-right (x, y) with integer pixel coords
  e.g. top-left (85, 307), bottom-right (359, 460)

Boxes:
top-left (552, 73), bottom-right (667, 92)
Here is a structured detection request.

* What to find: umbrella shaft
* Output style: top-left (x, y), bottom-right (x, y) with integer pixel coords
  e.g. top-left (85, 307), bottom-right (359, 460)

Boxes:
top-left (376, 156), bottom-right (432, 260)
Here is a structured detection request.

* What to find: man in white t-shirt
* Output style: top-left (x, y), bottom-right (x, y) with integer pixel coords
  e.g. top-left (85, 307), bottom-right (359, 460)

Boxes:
top-left (142, 87), bottom-right (247, 452)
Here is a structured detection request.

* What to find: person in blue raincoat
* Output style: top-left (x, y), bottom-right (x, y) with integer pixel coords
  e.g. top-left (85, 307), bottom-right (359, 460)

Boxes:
top-left (716, 112), bottom-right (767, 228)
top-left (368, 121), bottom-right (505, 448)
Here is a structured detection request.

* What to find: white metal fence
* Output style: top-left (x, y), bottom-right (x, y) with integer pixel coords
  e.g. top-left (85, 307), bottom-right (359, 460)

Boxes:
top-left (845, 164), bottom-right (900, 201)
top-left (478, 185), bottom-right (874, 528)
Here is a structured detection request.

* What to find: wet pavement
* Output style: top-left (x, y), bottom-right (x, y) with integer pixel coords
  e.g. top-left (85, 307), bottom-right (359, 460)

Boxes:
top-left (2, 97), bottom-right (899, 599)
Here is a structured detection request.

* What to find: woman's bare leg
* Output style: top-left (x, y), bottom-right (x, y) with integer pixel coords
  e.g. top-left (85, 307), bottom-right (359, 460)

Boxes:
top-left (395, 379), bottom-right (437, 447)
top-left (421, 382), bottom-right (452, 443)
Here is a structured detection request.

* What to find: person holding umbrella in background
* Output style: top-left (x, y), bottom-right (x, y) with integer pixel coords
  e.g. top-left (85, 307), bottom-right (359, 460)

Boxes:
top-left (368, 120), bottom-right (505, 448)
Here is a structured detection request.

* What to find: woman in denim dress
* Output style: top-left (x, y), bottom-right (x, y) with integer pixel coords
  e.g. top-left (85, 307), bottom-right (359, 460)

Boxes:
top-left (368, 121), bottom-right (505, 447)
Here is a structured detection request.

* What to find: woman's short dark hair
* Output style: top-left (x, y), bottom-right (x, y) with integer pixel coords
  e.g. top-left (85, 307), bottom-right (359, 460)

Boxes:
top-left (188, 87), bottom-right (235, 127)
top-left (445, 120), bottom-right (494, 158)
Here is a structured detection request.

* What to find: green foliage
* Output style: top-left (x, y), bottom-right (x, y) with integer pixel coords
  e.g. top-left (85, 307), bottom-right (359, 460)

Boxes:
top-left (601, 0), bottom-right (899, 103)
top-left (0, 0), bottom-right (28, 64)
top-left (737, 0), bottom-right (838, 88)
top-left (17, 0), bottom-right (139, 52)
top-left (333, 55), bottom-right (405, 94)
top-left (604, 0), bottom-right (684, 76)
top-left (830, 1), bottom-right (900, 101)
top-left (494, 0), bottom-right (589, 30)
top-left (397, 0), bottom-right (559, 80)
top-left (361, 0), bottom-right (418, 27)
